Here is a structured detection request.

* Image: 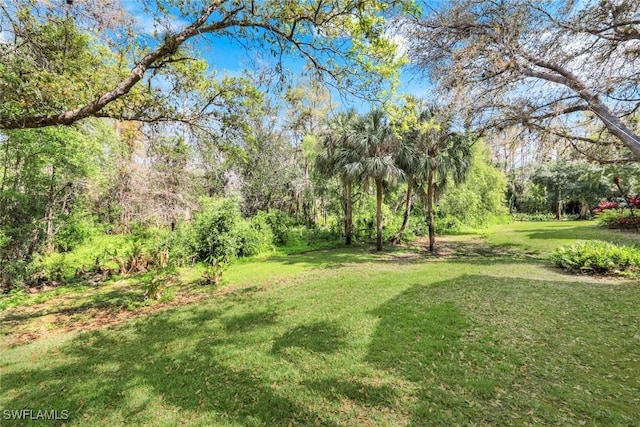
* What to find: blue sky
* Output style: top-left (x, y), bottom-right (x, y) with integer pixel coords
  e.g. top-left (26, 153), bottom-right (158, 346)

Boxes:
top-left (121, 1), bottom-right (434, 113)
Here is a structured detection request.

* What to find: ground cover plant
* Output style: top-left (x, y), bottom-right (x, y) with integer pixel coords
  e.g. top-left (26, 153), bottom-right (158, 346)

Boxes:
top-left (552, 241), bottom-right (640, 277)
top-left (1, 221), bottom-right (639, 426)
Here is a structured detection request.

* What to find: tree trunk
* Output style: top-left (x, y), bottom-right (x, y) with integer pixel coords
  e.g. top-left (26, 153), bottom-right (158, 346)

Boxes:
top-left (522, 57), bottom-right (640, 160)
top-left (427, 171), bottom-right (436, 252)
top-left (45, 166), bottom-right (56, 254)
top-left (376, 177), bottom-right (383, 252)
top-left (345, 179), bottom-right (353, 245)
top-left (391, 183), bottom-right (413, 244)
top-left (556, 187), bottom-right (562, 220)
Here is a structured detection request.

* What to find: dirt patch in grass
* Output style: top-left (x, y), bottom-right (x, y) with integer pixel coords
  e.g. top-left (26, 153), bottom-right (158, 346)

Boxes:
top-left (391, 235), bottom-right (538, 261)
top-left (1, 281), bottom-right (268, 348)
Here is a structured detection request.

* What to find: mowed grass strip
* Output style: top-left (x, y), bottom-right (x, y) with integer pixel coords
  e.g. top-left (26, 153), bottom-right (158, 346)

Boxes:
top-left (1, 222), bottom-right (639, 426)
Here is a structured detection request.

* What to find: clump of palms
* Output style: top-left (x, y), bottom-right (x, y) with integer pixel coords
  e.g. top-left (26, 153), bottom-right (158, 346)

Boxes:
top-left (318, 110), bottom-right (401, 251)
top-left (316, 110), bottom-right (359, 245)
top-left (395, 106), bottom-right (473, 251)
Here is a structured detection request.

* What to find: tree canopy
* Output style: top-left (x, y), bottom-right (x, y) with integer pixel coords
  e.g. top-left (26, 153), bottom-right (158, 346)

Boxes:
top-left (403, 0), bottom-right (640, 160)
top-left (0, 0), bottom-right (408, 130)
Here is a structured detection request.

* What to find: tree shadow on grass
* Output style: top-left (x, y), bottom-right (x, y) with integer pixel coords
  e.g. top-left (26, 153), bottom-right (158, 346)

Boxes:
top-left (304, 378), bottom-right (400, 409)
top-left (0, 306), bottom-right (339, 427)
top-left (0, 286), bottom-right (147, 326)
top-left (271, 321), bottom-right (347, 355)
top-left (366, 274), bottom-right (640, 426)
top-left (265, 244), bottom-right (428, 269)
top-left (223, 310), bottom-right (278, 333)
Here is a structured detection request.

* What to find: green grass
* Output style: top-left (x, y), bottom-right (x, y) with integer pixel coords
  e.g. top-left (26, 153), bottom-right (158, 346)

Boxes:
top-left (1, 221), bottom-right (639, 426)
top-left (483, 220), bottom-right (640, 255)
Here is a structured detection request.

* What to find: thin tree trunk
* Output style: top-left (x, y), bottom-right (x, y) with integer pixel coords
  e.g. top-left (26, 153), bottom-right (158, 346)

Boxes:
top-left (391, 183), bottom-right (413, 244)
top-left (45, 166), bottom-right (56, 254)
top-left (345, 179), bottom-right (353, 245)
top-left (427, 170), bottom-right (436, 252)
top-left (376, 177), bottom-right (383, 252)
top-left (0, 141), bottom-right (10, 217)
top-left (556, 187), bottom-right (562, 220)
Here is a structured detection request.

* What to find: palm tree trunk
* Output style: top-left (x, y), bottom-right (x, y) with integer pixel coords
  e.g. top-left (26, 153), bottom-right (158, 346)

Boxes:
top-left (391, 183), bottom-right (413, 244)
top-left (427, 170), bottom-right (436, 252)
top-left (345, 179), bottom-right (353, 245)
top-left (376, 177), bottom-right (383, 251)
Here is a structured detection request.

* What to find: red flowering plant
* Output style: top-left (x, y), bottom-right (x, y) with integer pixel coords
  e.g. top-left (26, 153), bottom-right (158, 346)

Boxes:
top-left (592, 201), bottom-right (619, 215)
top-left (595, 196), bottom-right (640, 230)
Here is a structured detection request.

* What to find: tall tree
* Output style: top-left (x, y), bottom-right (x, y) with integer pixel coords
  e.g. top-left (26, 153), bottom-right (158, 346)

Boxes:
top-left (404, 108), bottom-right (473, 252)
top-left (352, 110), bottom-right (401, 251)
top-left (147, 132), bottom-right (194, 229)
top-left (0, 123), bottom-right (102, 285)
top-left (284, 81), bottom-right (333, 227)
top-left (404, 0), bottom-right (640, 161)
top-left (316, 111), bottom-right (359, 245)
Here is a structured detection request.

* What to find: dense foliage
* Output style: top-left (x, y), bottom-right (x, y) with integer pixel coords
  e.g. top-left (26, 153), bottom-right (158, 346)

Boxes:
top-left (551, 241), bottom-right (640, 277)
top-left (173, 197), bottom-right (274, 263)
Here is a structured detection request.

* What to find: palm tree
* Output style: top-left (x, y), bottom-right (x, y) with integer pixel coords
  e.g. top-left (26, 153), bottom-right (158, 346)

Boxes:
top-left (316, 111), bottom-right (359, 245)
top-left (408, 108), bottom-right (473, 252)
top-left (351, 110), bottom-right (401, 252)
top-left (390, 129), bottom-right (420, 245)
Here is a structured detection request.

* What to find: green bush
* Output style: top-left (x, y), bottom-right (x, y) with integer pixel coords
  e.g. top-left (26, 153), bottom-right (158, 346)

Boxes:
top-left (551, 241), bottom-right (640, 277)
top-left (174, 197), bottom-right (273, 263)
top-left (235, 220), bottom-right (273, 257)
top-left (512, 212), bottom-right (557, 222)
top-left (596, 209), bottom-right (625, 227)
top-left (596, 210), bottom-right (640, 230)
top-left (437, 143), bottom-right (508, 228)
top-left (254, 210), bottom-right (291, 246)
top-left (54, 211), bottom-right (101, 252)
top-left (435, 214), bottom-right (464, 234)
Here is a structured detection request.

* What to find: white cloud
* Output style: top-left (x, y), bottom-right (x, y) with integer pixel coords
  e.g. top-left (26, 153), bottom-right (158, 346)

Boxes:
top-left (123, 3), bottom-right (191, 36)
top-left (0, 30), bottom-right (11, 43)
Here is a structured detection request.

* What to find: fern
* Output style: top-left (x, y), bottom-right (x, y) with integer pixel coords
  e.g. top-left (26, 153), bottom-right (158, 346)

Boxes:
top-left (551, 241), bottom-right (640, 277)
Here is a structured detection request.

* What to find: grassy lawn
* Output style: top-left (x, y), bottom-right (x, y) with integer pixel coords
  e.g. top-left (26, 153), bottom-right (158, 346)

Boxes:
top-left (1, 221), bottom-right (639, 426)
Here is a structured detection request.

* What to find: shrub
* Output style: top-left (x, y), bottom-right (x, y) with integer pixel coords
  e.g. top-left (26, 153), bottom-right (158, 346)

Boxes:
top-left (596, 210), bottom-right (640, 230)
top-left (435, 214), bottom-right (463, 234)
top-left (593, 201), bottom-right (619, 214)
top-left (235, 220), bottom-right (273, 257)
top-left (254, 210), bottom-right (293, 245)
top-left (551, 241), bottom-right (640, 277)
top-left (54, 211), bottom-right (101, 252)
top-left (142, 270), bottom-right (177, 301)
top-left (174, 197), bottom-right (273, 263)
top-left (511, 212), bottom-right (557, 222)
top-left (201, 257), bottom-right (227, 286)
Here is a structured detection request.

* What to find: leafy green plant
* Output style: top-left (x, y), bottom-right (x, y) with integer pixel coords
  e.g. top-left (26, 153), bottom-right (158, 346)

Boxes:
top-left (174, 197), bottom-right (274, 263)
top-left (511, 212), bottom-right (557, 222)
top-left (435, 214), bottom-right (464, 234)
top-left (143, 270), bottom-right (177, 301)
top-left (0, 288), bottom-right (28, 310)
top-left (551, 241), bottom-right (640, 276)
top-left (254, 210), bottom-right (293, 245)
top-left (202, 256), bottom-right (228, 286)
top-left (596, 209), bottom-right (640, 230)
